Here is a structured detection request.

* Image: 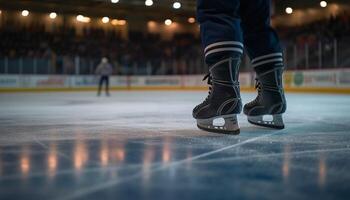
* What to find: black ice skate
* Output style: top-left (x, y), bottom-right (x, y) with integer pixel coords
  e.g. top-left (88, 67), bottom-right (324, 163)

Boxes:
top-left (193, 57), bottom-right (242, 134)
top-left (244, 67), bottom-right (286, 129)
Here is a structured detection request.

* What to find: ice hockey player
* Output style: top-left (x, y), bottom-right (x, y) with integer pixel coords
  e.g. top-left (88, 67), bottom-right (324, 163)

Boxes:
top-left (95, 57), bottom-right (113, 97)
top-left (193, 0), bottom-right (287, 134)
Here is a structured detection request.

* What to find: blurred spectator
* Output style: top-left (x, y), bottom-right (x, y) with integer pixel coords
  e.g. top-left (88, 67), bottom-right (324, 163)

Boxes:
top-left (0, 12), bottom-right (349, 74)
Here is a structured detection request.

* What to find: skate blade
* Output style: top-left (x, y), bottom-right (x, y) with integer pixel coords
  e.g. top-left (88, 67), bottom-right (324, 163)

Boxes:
top-left (196, 114), bottom-right (240, 135)
top-left (248, 114), bottom-right (285, 129)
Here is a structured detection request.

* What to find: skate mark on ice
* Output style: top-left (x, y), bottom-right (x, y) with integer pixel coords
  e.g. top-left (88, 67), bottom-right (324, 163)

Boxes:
top-left (192, 147), bottom-right (350, 164)
top-left (33, 136), bottom-right (72, 161)
top-left (58, 131), bottom-right (283, 200)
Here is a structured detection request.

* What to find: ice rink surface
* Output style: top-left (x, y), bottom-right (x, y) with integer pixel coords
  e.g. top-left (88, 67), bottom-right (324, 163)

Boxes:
top-left (0, 91), bottom-right (349, 200)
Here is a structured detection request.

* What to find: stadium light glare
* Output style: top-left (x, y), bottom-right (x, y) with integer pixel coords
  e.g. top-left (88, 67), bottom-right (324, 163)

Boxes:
top-left (84, 17), bottom-right (91, 23)
top-left (148, 21), bottom-right (157, 27)
top-left (111, 19), bottom-right (126, 25)
top-left (77, 15), bottom-right (84, 21)
top-left (111, 0), bottom-right (119, 3)
top-left (188, 17), bottom-right (196, 24)
top-left (173, 2), bottom-right (181, 9)
top-left (285, 7), bottom-right (293, 14)
top-left (320, 1), bottom-right (327, 8)
top-left (111, 19), bottom-right (118, 26)
top-left (165, 19), bottom-right (172, 26)
top-left (76, 15), bottom-right (90, 23)
top-left (117, 20), bottom-right (126, 25)
top-left (102, 17), bottom-right (110, 24)
top-left (49, 12), bottom-right (57, 19)
top-left (21, 10), bottom-right (29, 17)
top-left (145, 0), bottom-right (153, 6)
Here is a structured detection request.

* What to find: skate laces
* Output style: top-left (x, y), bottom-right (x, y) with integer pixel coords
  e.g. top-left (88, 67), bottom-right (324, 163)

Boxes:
top-left (254, 79), bottom-right (262, 91)
top-left (203, 73), bottom-right (212, 97)
top-left (196, 73), bottom-right (212, 106)
top-left (203, 73), bottom-right (212, 85)
top-left (251, 78), bottom-right (262, 105)
top-left (195, 73), bottom-right (213, 109)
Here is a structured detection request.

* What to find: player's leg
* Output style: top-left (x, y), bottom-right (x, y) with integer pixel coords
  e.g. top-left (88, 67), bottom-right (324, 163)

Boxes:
top-left (193, 0), bottom-right (243, 134)
top-left (240, 0), bottom-right (287, 129)
top-left (97, 76), bottom-right (103, 96)
top-left (105, 76), bottom-right (110, 96)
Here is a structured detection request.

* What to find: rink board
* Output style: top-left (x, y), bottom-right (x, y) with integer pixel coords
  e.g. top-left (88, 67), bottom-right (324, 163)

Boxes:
top-left (0, 69), bottom-right (350, 94)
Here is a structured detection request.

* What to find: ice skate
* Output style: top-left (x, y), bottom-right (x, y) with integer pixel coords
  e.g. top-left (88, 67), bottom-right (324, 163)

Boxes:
top-left (244, 67), bottom-right (287, 129)
top-left (193, 57), bottom-right (242, 134)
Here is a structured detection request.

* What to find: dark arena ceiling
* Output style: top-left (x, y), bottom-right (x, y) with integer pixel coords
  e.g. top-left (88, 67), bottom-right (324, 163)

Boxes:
top-left (0, 0), bottom-right (348, 19)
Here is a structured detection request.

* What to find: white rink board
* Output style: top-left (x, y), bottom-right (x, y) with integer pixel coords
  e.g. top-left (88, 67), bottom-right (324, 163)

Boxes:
top-left (0, 74), bottom-right (251, 88)
top-left (0, 69), bottom-right (350, 89)
top-left (284, 69), bottom-right (350, 88)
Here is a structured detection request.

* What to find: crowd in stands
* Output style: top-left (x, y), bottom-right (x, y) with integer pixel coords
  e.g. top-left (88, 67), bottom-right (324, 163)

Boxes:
top-left (0, 25), bottom-right (203, 74)
top-left (277, 12), bottom-right (350, 46)
top-left (0, 12), bottom-right (349, 74)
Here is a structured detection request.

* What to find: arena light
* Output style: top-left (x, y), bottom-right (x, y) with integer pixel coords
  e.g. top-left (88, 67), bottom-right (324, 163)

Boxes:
top-left (111, 19), bottom-right (118, 26)
top-left (188, 17), bottom-right (196, 24)
top-left (76, 15), bottom-right (84, 21)
top-left (117, 19), bottom-right (126, 25)
top-left (111, 0), bottom-right (119, 3)
top-left (21, 10), bottom-right (29, 17)
top-left (102, 17), bottom-right (110, 24)
top-left (173, 2), bottom-right (181, 9)
top-left (49, 12), bottom-right (57, 19)
top-left (145, 0), bottom-right (153, 6)
top-left (148, 21), bottom-right (157, 28)
top-left (320, 1), bottom-right (327, 8)
top-left (82, 17), bottom-right (91, 23)
top-left (76, 15), bottom-right (90, 23)
top-left (164, 19), bottom-right (172, 26)
top-left (285, 7), bottom-right (293, 14)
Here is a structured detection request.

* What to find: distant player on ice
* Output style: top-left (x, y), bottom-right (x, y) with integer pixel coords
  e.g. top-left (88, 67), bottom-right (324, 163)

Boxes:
top-left (95, 57), bottom-right (113, 97)
top-left (193, 0), bottom-right (287, 134)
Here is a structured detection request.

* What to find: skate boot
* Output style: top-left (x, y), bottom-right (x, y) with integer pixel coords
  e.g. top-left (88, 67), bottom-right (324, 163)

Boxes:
top-left (193, 57), bottom-right (242, 134)
top-left (244, 67), bottom-right (286, 129)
